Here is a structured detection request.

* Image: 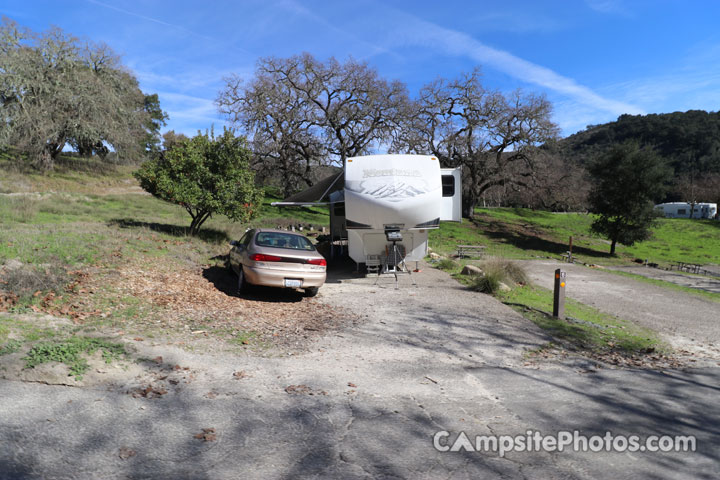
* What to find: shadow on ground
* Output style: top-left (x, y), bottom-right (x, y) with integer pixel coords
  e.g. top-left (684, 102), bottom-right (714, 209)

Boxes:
top-left (109, 218), bottom-right (230, 244)
top-left (472, 215), bottom-right (610, 259)
top-left (201, 265), bottom-right (304, 303)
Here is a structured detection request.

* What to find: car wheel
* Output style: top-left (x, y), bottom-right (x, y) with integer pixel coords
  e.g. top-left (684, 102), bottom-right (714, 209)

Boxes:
top-left (237, 267), bottom-right (248, 295)
top-left (304, 286), bottom-right (319, 297)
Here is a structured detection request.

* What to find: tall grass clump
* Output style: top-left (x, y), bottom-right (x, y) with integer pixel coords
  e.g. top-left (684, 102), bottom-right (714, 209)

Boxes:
top-left (469, 258), bottom-right (528, 294)
top-left (437, 258), bottom-right (459, 271)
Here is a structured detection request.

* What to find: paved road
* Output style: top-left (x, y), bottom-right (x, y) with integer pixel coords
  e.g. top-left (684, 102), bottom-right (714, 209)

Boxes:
top-left (1, 263), bottom-right (718, 479)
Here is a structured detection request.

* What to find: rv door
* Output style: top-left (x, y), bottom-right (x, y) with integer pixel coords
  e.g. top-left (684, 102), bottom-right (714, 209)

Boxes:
top-left (440, 168), bottom-right (462, 222)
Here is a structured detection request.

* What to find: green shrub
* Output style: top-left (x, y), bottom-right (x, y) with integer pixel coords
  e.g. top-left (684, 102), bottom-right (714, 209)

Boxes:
top-left (437, 258), bottom-right (459, 271)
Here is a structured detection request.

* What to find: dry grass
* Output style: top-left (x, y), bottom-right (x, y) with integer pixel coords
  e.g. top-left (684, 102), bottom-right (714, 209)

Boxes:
top-left (1, 261), bottom-right (69, 299)
top-left (469, 258), bottom-right (528, 294)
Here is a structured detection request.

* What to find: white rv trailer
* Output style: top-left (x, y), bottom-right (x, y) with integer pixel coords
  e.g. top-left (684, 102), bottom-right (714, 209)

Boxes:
top-left (654, 202), bottom-right (718, 219)
top-left (272, 154), bottom-right (462, 266)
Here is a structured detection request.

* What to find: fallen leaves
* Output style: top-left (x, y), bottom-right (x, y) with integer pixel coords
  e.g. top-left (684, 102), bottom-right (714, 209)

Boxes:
top-left (110, 260), bottom-right (344, 343)
top-left (129, 384), bottom-right (168, 398)
top-left (285, 384), bottom-right (327, 396)
top-left (0, 292), bottom-right (18, 312)
top-left (194, 428), bottom-right (217, 442)
top-left (118, 447), bottom-right (136, 460)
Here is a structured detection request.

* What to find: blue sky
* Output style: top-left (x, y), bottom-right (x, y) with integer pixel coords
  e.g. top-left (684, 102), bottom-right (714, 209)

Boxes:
top-left (4, 0), bottom-right (720, 138)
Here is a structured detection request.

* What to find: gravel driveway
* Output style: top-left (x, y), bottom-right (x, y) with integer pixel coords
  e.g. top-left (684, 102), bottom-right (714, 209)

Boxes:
top-left (0, 262), bottom-right (718, 479)
top-left (521, 260), bottom-right (720, 357)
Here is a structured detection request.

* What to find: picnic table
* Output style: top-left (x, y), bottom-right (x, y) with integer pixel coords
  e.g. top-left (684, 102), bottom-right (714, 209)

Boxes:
top-left (456, 245), bottom-right (487, 258)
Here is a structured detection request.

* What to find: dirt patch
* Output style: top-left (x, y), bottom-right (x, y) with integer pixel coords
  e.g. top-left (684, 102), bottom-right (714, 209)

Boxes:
top-left (0, 345), bottom-right (146, 387)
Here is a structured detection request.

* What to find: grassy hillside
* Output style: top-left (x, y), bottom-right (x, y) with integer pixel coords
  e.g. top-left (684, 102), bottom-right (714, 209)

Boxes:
top-left (430, 207), bottom-right (720, 267)
top-left (0, 155), bottom-right (332, 348)
top-left (2, 154), bottom-right (716, 271)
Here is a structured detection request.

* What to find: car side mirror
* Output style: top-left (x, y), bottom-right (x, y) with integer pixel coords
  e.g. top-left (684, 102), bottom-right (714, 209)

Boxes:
top-left (230, 240), bottom-right (238, 246)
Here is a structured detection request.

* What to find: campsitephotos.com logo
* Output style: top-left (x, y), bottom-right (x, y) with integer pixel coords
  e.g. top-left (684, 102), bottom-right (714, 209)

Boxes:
top-left (433, 430), bottom-right (697, 457)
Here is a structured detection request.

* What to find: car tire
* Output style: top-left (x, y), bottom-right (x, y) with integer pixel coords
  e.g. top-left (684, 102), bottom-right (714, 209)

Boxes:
top-left (304, 286), bottom-right (319, 297)
top-left (237, 267), bottom-right (248, 295)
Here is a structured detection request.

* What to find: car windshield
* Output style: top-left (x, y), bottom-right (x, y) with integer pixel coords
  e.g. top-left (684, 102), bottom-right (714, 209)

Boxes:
top-left (255, 232), bottom-right (316, 251)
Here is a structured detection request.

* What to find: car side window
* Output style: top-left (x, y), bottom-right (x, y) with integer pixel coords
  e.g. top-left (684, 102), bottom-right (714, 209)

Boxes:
top-left (238, 231), bottom-right (253, 248)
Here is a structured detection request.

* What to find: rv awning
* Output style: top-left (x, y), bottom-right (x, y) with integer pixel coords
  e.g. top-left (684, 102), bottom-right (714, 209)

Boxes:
top-left (271, 171), bottom-right (344, 207)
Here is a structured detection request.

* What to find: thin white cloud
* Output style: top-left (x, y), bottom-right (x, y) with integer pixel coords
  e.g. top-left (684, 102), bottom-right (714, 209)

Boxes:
top-left (278, 0), bottom-right (398, 60)
top-left (85, 0), bottom-right (215, 42)
top-left (387, 13), bottom-right (644, 118)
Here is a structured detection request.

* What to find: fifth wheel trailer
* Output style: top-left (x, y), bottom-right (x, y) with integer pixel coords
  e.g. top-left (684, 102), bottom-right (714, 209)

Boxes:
top-left (272, 154), bottom-right (462, 267)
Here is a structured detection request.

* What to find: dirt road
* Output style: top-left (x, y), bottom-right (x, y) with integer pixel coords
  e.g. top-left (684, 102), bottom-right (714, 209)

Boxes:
top-left (1, 263), bottom-right (718, 479)
top-left (521, 260), bottom-right (720, 359)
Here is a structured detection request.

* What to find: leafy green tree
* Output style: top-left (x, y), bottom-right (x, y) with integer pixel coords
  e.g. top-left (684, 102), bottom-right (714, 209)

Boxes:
top-left (134, 129), bottom-right (263, 235)
top-left (0, 18), bottom-right (160, 169)
top-left (141, 93), bottom-right (168, 155)
top-left (588, 142), bottom-right (671, 255)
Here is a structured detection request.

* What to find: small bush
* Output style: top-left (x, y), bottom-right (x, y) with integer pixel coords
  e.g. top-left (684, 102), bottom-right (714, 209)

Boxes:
top-left (497, 260), bottom-right (529, 285)
top-left (470, 270), bottom-right (502, 294)
top-left (437, 258), bottom-right (459, 271)
top-left (469, 258), bottom-right (529, 294)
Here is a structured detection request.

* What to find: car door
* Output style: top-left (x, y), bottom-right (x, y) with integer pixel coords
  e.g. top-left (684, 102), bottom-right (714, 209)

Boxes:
top-left (231, 230), bottom-right (253, 273)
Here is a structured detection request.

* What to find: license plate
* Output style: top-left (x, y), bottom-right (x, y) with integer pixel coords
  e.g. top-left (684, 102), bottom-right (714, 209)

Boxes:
top-left (284, 279), bottom-right (302, 288)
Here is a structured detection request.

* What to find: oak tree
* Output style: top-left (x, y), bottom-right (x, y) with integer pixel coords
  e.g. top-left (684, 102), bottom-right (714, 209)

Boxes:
top-left (393, 69), bottom-right (558, 217)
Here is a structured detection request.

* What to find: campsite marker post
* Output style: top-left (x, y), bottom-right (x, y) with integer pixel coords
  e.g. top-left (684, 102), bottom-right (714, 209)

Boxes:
top-left (553, 269), bottom-right (566, 319)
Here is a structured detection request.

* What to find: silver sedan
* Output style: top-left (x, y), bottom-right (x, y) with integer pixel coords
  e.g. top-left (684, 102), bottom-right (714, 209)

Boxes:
top-left (228, 229), bottom-right (327, 296)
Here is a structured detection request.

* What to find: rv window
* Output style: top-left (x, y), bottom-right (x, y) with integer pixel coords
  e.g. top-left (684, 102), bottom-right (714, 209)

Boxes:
top-left (677, 209), bottom-right (686, 215)
top-left (442, 175), bottom-right (455, 197)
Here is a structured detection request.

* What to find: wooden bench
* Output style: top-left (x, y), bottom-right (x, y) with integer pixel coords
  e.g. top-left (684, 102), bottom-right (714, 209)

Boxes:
top-left (456, 245), bottom-right (487, 258)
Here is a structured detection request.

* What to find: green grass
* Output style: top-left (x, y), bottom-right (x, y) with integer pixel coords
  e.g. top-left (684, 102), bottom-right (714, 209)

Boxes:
top-left (0, 315), bottom-right (60, 345)
top-left (429, 207), bottom-right (720, 268)
top-left (0, 339), bottom-right (22, 355)
top-left (497, 284), bottom-right (665, 354)
top-left (229, 330), bottom-right (259, 346)
top-left (23, 336), bottom-right (127, 380)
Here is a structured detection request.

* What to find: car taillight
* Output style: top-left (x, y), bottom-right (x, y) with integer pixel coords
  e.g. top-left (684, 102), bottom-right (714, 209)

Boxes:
top-left (308, 258), bottom-right (327, 266)
top-left (250, 253), bottom-right (282, 262)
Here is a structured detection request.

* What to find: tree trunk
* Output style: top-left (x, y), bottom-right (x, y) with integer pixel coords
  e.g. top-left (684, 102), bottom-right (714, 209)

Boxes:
top-left (610, 238), bottom-right (617, 255)
top-left (462, 195), bottom-right (476, 218)
top-left (188, 210), bottom-right (211, 236)
top-left (33, 149), bottom-right (54, 171)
